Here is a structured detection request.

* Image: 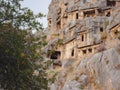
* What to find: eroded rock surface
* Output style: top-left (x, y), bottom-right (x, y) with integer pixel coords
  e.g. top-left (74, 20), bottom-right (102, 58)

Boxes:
top-left (46, 0), bottom-right (120, 90)
top-left (49, 48), bottom-right (120, 90)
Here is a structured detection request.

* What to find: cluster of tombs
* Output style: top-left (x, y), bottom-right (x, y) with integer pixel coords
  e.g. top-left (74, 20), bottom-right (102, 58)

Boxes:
top-left (45, 0), bottom-right (120, 66)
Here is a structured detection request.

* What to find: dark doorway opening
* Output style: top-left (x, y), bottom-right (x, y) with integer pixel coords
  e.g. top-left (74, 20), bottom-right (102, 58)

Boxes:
top-left (82, 35), bottom-right (84, 41)
top-left (106, 12), bottom-right (110, 17)
top-left (100, 27), bottom-right (103, 32)
top-left (50, 51), bottom-right (61, 59)
top-left (107, 0), bottom-right (116, 7)
top-left (82, 50), bottom-right (87, 54)
top-left (71, 49), bottom-right (74, 56)
top-left (57, 20), bottom-right (61, 30)
top-left (88, 48), bottom-right (92, 53)
top-left (84, 10), bottom-right (95, 17)
top-left (76, 13), bottom-right (79, 19)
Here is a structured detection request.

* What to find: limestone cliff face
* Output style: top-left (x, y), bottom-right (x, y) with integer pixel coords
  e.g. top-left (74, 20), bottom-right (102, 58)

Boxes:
top-left (46, 0), bottom-right (120, 90)
top-left (50, 47), bottom-right (120, 90)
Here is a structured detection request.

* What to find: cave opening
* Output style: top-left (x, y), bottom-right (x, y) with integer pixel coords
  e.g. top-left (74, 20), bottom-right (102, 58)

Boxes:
top-left (107, 0), bottom-right (116, 7)
top-left (50, 51), bottom-right (61, 59)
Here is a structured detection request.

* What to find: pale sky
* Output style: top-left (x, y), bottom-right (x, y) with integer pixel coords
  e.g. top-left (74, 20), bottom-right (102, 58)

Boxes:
top-left (22, 0), bottom-right (51, 28)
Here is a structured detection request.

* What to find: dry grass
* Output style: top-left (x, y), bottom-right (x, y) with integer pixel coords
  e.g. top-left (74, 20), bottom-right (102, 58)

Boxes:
top-left (101, 32), bottom-right (107, 41)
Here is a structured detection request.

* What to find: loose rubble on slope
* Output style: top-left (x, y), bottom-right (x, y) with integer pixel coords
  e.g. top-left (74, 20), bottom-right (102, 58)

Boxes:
top-left (43, 0), bottom-right (120, 90)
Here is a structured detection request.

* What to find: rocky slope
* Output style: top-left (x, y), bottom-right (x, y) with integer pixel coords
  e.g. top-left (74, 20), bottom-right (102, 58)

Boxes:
top-left (50, 42), bottom-right (120, 90)
top-left (47, 0), bottom-right (120, 90)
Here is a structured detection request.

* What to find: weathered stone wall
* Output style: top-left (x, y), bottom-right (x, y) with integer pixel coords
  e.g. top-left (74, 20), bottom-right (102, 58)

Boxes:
top-left (50, 47), bottom-right (120, 90)
top-left (45, 1), bottom-right (120, 89)
top-left (46, 0), bottom-right (120, 60)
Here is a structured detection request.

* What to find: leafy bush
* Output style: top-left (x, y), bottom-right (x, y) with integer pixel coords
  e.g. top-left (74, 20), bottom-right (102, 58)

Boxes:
top-left (0, 23), bottom-right (49, 90)
top-left (0, 0), bottom-right (49, 89)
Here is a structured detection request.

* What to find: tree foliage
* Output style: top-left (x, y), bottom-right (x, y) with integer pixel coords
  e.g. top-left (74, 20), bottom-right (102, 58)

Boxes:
top-left (0, 0), bottom-right (49, 90)
top-left (0, 23), bottom-right (48, 90)
top-left (0, 0), bottom-right (44, 30)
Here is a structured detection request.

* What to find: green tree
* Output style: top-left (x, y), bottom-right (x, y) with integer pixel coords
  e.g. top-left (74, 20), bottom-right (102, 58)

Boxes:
top-left (0, 0), bottom-right (49, 90)
top-left (0, 0), bottom-right (44, 30)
